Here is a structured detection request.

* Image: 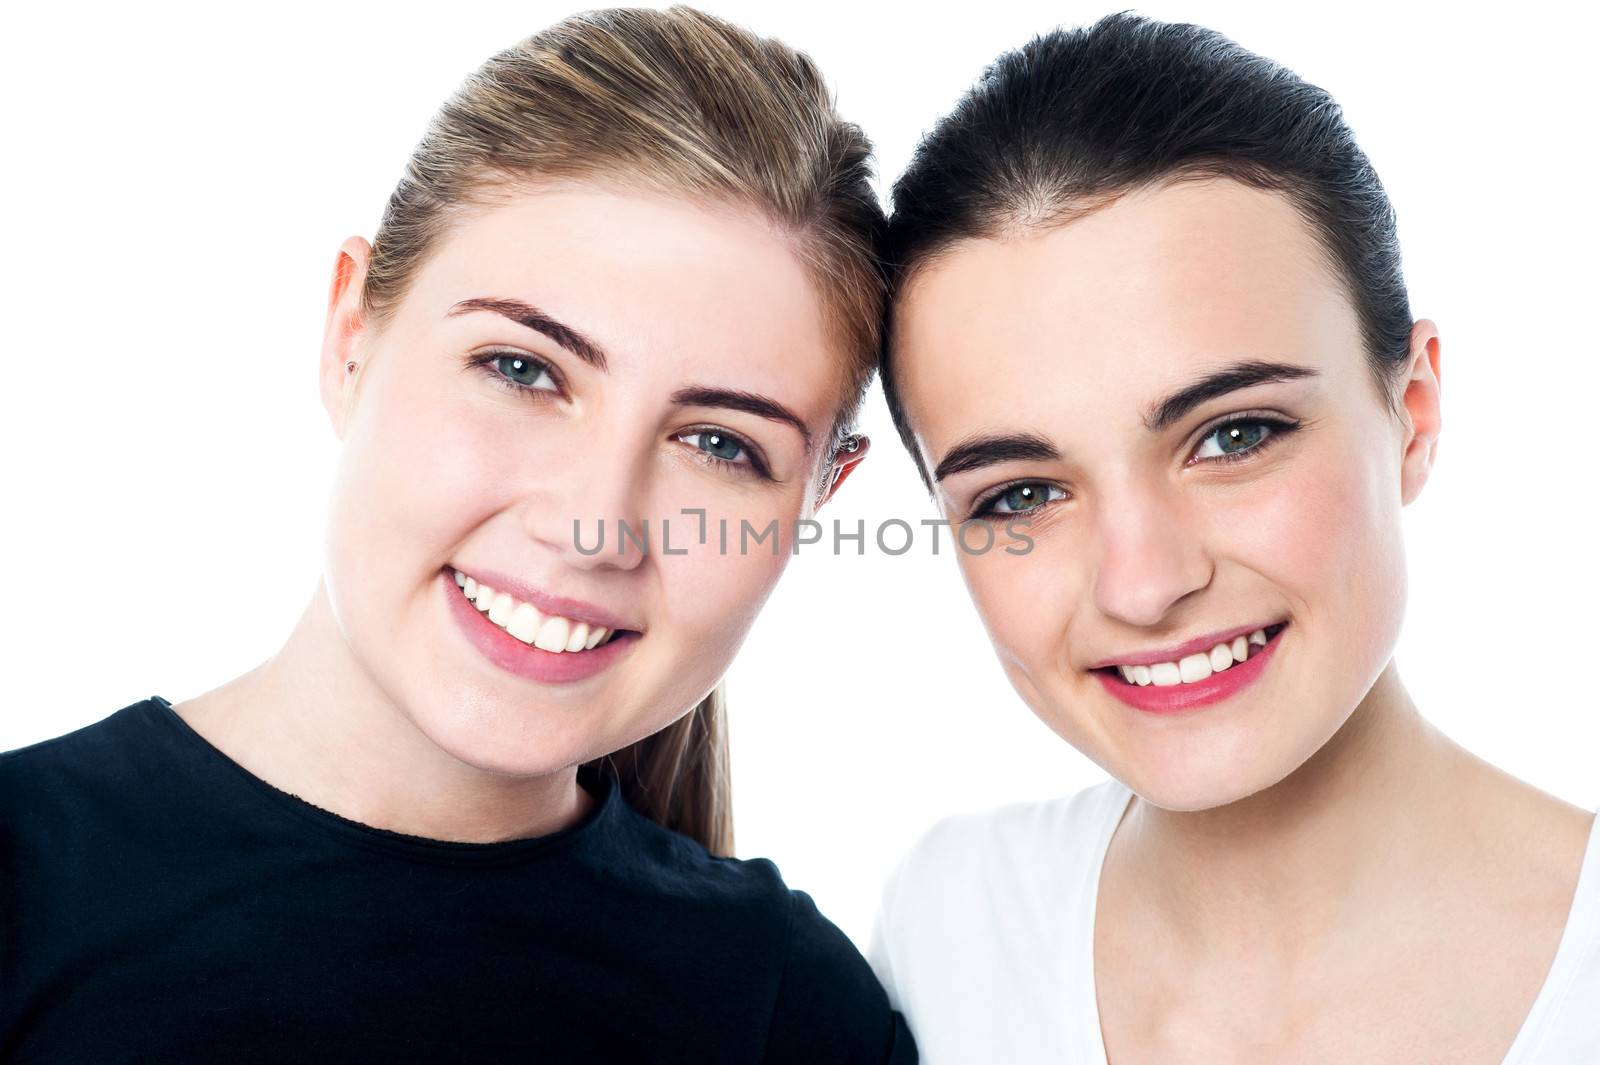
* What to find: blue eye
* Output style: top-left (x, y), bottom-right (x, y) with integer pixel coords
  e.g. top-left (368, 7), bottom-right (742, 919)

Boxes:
top-left (676, 428), bottom-right (770, 479)
top-left (1192, 417), bottom-right (1297, 463)
top-left (974, 481), bottom-right (1066, 519)
top-left (688, 430), bottom-right (744, 462)
top-left (489, 353), bottom-right (558, 393)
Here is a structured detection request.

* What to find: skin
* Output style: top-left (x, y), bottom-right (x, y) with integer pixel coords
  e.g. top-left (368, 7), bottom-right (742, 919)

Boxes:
top-left (893, 176), bottom-right (1592, 1062)
top-left (174, 182), bottom-right (868, 843)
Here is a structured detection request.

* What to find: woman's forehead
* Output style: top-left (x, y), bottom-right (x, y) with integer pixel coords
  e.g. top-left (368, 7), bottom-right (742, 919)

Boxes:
top-left (893, 178), bottom-right (1362, 436)
top-left (397, 187), bottom-right (841, 406)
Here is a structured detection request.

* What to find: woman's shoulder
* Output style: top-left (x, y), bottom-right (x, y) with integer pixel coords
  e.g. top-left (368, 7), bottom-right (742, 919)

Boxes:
top-left (867, 780), bottom-right (1126, 1056)
top-left (596, 792), bottom-right (801, 913)
top-left (601, 816), bottom-right (912, 1063)
top-left (1, 697), bottom-right (182, 924)
top-left (597, 800), bottom-right (862, 935)
top-left (883, 777), bottom-right (1131, 905)
top-left (762, 888), bottom-right (916, 1063)
top-left (1, 697), bottom-right (169, 802)
top-left (1456, 753), bottom-right (1597, 954)
top-left (1504, 805), bottom-right (1600, 1061)
top-left (870, 777), bottom-right (1130, 979)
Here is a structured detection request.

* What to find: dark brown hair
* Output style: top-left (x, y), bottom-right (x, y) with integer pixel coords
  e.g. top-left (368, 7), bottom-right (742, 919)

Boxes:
top-left (882, 12), bottom-right (1411, 488)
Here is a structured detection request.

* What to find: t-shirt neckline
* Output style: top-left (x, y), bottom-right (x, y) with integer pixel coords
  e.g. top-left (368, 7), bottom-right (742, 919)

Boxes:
top-left (1500, 809), bottom-right (1600, 1062)
top-left (1077, 782), bottom-right (1600, 1064)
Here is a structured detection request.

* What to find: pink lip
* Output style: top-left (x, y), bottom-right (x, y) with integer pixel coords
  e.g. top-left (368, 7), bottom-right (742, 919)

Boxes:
top-left (1094, 624), bottom-right (1285, 714)
top-left (451, 565), bottom-right (638, 633)
top-left (443, 569), bottom-right (637, 684)
top-left (1087, 620), bottom-right (1284, 670)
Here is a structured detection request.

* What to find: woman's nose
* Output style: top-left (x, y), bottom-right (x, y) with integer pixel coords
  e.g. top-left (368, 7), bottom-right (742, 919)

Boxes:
top-left (1089, 483), bottom-right (1214, 627)
top-left (518, 429), bottom-right (652, 572)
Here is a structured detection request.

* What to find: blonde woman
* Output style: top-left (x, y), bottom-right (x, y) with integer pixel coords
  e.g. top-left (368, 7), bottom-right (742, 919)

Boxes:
top-left (0, 9), bottom-right (911, 1062)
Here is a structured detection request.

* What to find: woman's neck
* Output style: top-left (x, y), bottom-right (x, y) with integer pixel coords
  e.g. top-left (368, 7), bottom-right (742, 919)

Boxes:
top-left (1110, 662), bottom-right (1469, 961)
top-left (172, 580), bottom-right (591, 844)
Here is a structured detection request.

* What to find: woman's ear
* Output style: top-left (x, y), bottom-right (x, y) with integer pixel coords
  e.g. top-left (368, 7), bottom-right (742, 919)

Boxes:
top-left (816, 434), bottom-right (871, 509)
top-left (1398, 318), bottom-right (1442, 505)
top-left (319, 236), bottom-right (374, 440)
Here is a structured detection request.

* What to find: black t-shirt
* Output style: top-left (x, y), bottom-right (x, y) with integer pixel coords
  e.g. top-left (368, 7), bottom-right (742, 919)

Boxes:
top-left (0, 697), bottom-right (915, 1064)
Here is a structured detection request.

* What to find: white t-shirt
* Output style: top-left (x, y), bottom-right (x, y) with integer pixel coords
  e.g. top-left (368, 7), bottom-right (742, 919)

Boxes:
top-left (868, 780), bottom-right (1600, 1064)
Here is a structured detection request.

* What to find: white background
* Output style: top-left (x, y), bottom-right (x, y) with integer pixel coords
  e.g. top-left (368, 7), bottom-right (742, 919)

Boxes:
top-left (3, 1), bottom-right (1597, 950)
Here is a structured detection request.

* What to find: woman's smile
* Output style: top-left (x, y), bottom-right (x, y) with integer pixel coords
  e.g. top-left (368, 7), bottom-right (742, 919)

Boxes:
top-left (443, 567), bottom-right (641, 684)
top-left (450, 565), bottom-right (636, 651)
top-left (1090, 621), bottom-right (1289, 715)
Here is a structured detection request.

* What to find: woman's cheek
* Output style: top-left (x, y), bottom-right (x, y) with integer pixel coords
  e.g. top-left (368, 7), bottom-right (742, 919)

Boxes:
top-left (354, 381), bottom-right (487, 548)
top-left (664, 500), bottom-right (793, 652)
top-left (1207, 456), bottom-right (1352, 597)
top-left (619, 509), bottom-right (787, 737)
top-left (959, 525), bottom-right (1080, 686)
top-left (1205, 437), bottom-right (1406, 699)
top-left (321, 368), bottom-right (510, 655)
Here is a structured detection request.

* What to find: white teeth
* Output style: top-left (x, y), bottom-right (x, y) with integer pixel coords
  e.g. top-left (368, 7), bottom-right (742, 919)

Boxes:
top-left (1112, 626), bottom-right (1281, 689)
top-left (1178, 652), bottom-right (1212, 683)
top-left (454, 574), bottom-right (623, 654)
top-left (564, 623), bottom-right (590, 653)
top-left (1150, 662), bottom-right (1182, 686)
top-left (534, 616), bottom-right (571, 653)
top-left (488, 592), bottom-right (515, 627)
top-left (506, 603), bottom-right (543, 644)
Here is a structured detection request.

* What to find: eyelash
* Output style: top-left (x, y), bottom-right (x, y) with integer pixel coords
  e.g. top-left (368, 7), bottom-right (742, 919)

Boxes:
top-left (1187, 413), bottom-right (1302, 466)
top-left (676, 426), bottom-right (773, 480)
top-left (468, 351), bottom-right (772, 481)
top-left (470, 349), bottom-right (565, 399)
top-left (969, 481), bottom-right (1068, 522)
top-left (966, 415), bottom-right (1301, 521)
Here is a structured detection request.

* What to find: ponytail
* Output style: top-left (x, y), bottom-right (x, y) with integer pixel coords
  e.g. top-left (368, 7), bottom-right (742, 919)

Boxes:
top-left (591, 685), bottom-right (733, 856)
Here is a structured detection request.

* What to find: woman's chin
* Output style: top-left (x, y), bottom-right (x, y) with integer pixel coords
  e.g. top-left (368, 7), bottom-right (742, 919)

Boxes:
top-left (1102, 742), bottom-right (1309, 814)
top-left (407, 707), bottom-right (606, 780)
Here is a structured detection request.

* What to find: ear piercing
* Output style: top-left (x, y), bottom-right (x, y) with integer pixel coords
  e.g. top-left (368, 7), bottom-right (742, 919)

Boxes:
top-left (837, 433), bottom-right (861, 453)
top-left (345, 361), bottom-right (358, 375)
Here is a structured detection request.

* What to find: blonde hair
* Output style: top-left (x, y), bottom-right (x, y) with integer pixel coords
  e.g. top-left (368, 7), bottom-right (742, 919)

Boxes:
top-left (355, 7), bottom-right (886, 856)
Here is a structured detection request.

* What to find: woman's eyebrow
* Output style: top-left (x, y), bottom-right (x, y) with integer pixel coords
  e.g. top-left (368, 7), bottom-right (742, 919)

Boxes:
top-left (446, 297), bottom-right (609, 371)
top-left (1143, 359), bottom-right (1319, 432)
top-left (934, 432), bottom-right (1060, 483)
top-left (671, 386), bottom-right (814, 454)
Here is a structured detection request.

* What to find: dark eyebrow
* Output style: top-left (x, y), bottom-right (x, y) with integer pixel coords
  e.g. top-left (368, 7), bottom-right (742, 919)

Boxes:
top-left (447, 298), bottom-right (609, 372)
top-left (1144, 359), bottom-right (1319, 432)
top-left (671, 386), bottom-right (813, 453)
top-left (933, 431), bottom-right (1060, 483)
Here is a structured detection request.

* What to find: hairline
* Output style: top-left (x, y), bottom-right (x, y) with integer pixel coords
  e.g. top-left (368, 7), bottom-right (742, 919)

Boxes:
top-left (883, 166), bottom-right (1407, 488)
